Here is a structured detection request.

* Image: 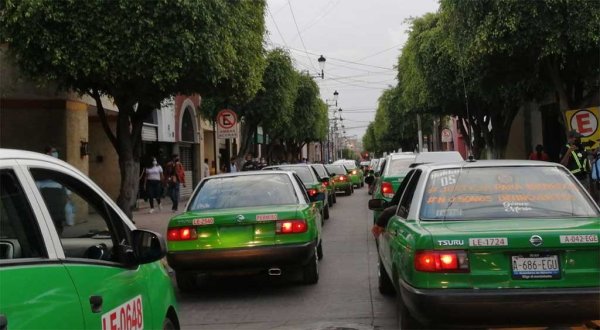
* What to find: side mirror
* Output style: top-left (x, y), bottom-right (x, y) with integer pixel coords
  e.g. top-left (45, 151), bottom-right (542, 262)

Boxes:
top-left (330, 173), bottom-right (336, 178)
top-left (131, 229), bottom-right (166, 265)
top-left (368, 199), bottom-right (386, 211)
top-left (365, 176), bottom-right (375, 185)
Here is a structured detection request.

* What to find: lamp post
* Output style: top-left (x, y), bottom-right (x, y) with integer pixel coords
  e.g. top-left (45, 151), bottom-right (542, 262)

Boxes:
top-left (325, 91), bottom-right (340, 163)
top-left (305, 55), bottom-right (327, 79)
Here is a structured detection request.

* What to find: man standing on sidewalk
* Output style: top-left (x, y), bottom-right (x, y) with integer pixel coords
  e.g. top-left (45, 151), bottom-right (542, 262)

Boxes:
top-left (165, 154), bottom-right (186, 212)
top-left (560, 129), bottom-right (590, 190)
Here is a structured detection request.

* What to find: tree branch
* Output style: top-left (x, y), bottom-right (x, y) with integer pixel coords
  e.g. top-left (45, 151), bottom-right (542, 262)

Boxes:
top-left (91, 89), bottom-right (119, 152)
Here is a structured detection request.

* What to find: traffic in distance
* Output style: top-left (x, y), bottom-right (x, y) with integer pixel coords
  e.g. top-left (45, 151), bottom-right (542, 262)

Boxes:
top-left (1, 148), bottom-right (599, 329)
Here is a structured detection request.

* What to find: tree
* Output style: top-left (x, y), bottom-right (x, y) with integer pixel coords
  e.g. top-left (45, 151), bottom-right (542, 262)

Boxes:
top-left (2, 0), bottom-right (266, 217)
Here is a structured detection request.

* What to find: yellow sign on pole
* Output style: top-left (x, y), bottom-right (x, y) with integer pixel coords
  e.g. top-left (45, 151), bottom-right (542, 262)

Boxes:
top-left (565, 107), bottom-right (600, 149)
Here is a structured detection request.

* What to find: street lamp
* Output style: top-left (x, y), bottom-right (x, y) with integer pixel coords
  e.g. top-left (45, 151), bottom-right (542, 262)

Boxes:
top-left (318, 55), bottom-right (326, 79)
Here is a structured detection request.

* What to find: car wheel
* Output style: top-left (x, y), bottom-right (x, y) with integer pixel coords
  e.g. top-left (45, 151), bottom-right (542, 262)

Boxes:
top-left (163, 317), bottom-right (177, 330)
top-left (302, 247), bottom-right (319, 284)
top-left (324, 204), bottom-right (330, 220)
top-left (378, 257), bottom-right (395, 296)
top-left (397, 289), bottom-right (423, 329)
top-left (333, 193), bottom-right (337, 204)
top-left (351, 186), bottom-right (354, 194)
top-left (175, 271), bottom-right (197, 291)
top-left (345, 187), bottom-right (351, 196)
top-left (328, 195), bottom-right (333, 207)
top-left (317, 240), bottom-right (323, 260)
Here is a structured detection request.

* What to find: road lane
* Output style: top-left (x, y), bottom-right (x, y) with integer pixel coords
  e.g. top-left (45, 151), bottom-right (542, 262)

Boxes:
top-left (134, 185), bottom-right (396, 330)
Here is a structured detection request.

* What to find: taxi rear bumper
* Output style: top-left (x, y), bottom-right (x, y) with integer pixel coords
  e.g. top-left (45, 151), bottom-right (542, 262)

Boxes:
top-left (167, 241), bottom-right (317, 272)
top-left (399, 280), bottom-right (600, 326)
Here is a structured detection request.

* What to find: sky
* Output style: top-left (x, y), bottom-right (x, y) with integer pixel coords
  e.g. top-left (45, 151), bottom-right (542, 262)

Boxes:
top-left (265, 0), bottom-right (440, 142)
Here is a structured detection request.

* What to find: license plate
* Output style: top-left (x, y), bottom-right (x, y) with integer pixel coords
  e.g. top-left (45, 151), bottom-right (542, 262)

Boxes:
top-left (511, 253), bottom-right (560, 280)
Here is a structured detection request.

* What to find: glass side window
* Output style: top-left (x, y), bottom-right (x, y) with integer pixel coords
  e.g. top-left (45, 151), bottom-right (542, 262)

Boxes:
top-left (30, 168), bottom-right (129, 263)
top-left (397, 170), bottom-right (422, 218)
top-left (0, 169), bottom-right (47, 260)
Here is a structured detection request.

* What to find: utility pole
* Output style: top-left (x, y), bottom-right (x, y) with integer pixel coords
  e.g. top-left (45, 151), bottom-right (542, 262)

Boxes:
top-left (417, 113), bottom-right (423, 153)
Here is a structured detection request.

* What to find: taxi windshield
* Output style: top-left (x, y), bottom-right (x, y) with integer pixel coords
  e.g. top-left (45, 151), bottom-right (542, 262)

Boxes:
top-left (189, 174), bottom-right (298, 210)
top-left (385, 158), bottom-right (416, 177)
top-left (325, 165), bottom-right (347, 175)
top-left (311, 165), bottom-right (328, 179)
top-left (420, 166), bottom-right (598, 220)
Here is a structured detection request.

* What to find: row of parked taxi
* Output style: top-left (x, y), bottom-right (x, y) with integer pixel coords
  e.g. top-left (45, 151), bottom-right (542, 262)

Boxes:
top-left (0, 149), bottom-right (368, 329)
top-left (364, 151), bottom-right (600, 328)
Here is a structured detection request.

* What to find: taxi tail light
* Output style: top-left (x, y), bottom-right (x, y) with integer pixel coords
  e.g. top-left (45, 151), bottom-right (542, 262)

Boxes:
top-left (167, 227), bottom-right (198, 241)
top-left (414, 250), bottom-right (469, 272)
top-left (339, 175), bottom-right (347, 181)
top-left (381, 182), bottom-right (394, 198)
top-left (352, 170), bottom-right (357, 175)
top-left (307, 188), bottom-right (318, 197)
top-left (322, 181), bottom-right (329, 187)
top-left (276, 220), bottom-right (307, 234)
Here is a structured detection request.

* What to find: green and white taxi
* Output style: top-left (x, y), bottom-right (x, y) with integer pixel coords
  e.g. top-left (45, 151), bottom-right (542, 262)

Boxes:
top-left (371, 153), bottom-right (415, 223)
top-left (167, 171), bottom-right (323, 289)
top-left (370, 160), bottom-right (600, 328)
top-left (0, 149), bottom-right (179, 329)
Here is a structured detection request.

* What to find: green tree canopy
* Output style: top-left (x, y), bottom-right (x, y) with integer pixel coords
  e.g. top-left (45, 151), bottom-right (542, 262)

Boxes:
top-left (2, 0), bottom-right (266, 216)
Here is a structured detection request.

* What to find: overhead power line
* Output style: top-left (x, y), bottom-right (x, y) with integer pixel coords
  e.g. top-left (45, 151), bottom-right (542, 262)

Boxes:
top-left (267, 6), bottom-right (290, 50)
top-left (287, 0), bottom-right (319, 72)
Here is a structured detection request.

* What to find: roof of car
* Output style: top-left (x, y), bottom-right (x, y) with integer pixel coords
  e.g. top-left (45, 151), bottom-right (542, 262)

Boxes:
top-left (417, 159), bottom-right (562, 171)
top-left (207, 170), bottom-right (293, 178)
top-left (389, 153), bottom-right (416, 160)
top-left (413, 151), bottom-right (463, 163)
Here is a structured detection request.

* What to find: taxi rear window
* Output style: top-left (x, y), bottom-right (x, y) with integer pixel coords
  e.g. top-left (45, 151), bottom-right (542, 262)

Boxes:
top-left (385, 158), bottom-right (415, 177)
top-left (189, 174), bottom-right (299, 210)
top-left (325, 165), bottom-right (346, 175)
top-left (275, 166), bottom-right (315, 184)
top-left (420, 166), bottom-right (598, 220)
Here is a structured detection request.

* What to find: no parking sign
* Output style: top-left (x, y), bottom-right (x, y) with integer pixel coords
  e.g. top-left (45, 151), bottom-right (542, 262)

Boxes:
top-left (566, 107), bottom-right (600, 149)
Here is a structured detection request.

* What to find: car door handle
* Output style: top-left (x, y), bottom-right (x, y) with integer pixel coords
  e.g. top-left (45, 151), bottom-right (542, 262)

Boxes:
top-left (0, 314), bottom-right (7, 330)
top-left (90, 295), bottom-right (103, 313)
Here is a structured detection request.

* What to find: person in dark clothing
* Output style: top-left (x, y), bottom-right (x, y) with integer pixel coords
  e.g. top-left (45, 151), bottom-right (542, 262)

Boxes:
top-left (241, 153), bottom-right (258, 171)
top-left (371, 179), bottom-right (406, 238)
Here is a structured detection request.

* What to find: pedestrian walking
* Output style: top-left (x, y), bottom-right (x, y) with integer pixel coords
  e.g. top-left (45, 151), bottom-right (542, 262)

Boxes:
top-left (144, 157), bottom-right (164, 213)
top-left (241, 153), bottom-right (258, 171)
top-left (529, 144), bottom-right (550, 161)
top-left (165, 154), bottom-right (186, 212)
top-left (203, 158), bottom-right (210, 178)
top-left (230, 157), bottom-right (238, 173)
top-left (560, 130), bottom-right (590, 190)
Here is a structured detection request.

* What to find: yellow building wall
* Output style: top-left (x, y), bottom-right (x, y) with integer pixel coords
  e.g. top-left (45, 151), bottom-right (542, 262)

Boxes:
top-left (88, 119), bottom-right (121, 200)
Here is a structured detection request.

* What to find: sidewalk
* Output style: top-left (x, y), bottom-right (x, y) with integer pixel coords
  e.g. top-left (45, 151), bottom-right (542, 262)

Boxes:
top-left (131, 196), bottom-right (191, 236)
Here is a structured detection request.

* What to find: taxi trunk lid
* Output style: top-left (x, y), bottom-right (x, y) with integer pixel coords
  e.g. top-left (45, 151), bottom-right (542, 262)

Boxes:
top-left (169, 205), bottom-right (303, 249)
top-left (421, 218), bottom-right (600, 289)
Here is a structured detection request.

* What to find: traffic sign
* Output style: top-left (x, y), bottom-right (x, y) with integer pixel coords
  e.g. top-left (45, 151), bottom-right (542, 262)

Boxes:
top-left (441, 128), bottom-right (453, 143)
top-left (566, 107), bottom-right (600, 149)
top-left (216, 109), bottom-right (238, 139)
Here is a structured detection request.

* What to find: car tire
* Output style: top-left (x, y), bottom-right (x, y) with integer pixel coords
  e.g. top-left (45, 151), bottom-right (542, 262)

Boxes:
top-left (378, 257), bottom-right (395, 296)
top-left (345, 187), bottom-right (352, 196)
top-left (175, 271), bottom-right (197, 291)
top-left (317, 240), bottom-right (323, 260)
top-left (324, 204), bottom-right (330, 220)
top-left (397, 289), bottom-right (423, 329)
top-left (328, 195), bottom-right (333, 207)
top-left (163, 317), bottom-right (177, 330)
top-left (302, 247), bottom-right (319, 284)
top-left (333, 193), bottom-right (337, 204)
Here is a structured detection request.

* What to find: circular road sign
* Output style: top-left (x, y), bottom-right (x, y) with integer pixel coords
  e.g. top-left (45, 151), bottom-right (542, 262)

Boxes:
top-left (569, 109), bottom-right (598, 137)
top-left (217, 109), bottom-right (237, 129)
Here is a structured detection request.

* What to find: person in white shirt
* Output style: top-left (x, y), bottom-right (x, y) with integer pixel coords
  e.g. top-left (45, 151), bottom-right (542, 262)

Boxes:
top-left (203, 158), bottom-right (210, 178)
top-left (230, 157), bottom-right (238, 173)
top-left (144, 157), bottom-right (164, 213)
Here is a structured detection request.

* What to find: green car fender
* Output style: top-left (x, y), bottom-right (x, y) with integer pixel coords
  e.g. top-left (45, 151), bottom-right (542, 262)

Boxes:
top-left (142, 261), bottom-right (179, 327)
top-left (387, 218), bottom-right (434, 287)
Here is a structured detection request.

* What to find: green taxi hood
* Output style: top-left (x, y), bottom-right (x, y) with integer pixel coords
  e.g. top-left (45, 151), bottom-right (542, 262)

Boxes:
top-left (170, 204), bottom-right (303, 227)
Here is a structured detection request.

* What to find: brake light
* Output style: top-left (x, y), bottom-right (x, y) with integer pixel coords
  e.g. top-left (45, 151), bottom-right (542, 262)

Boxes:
top-left (339, 175), bottom-right (346, 181)
top-left (167, 227), bottom-right (198, 241)
top-left (323, 181), bottom-right (329, 187)
top-left (381, 182), bottom-right (394, 198)
top-left (352, 170), bottom-right (357, 175)
top-left (276, 220), bottom-right (307, 234)
top-left (307, 188), bottom-right (318, 197)
top-left (414, 250), bottom-right (469, 272)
